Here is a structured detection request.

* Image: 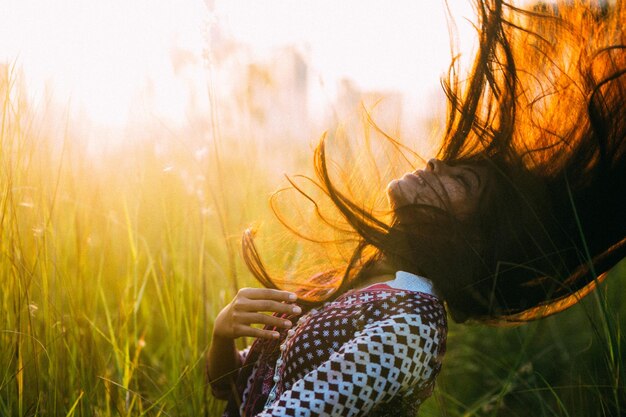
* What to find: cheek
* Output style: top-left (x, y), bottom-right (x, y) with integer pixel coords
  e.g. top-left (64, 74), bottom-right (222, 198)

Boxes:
top-left (442, 181), bottom-right (473, 212)
top-left (451, 194), bottom-right (480, 218)
top-left (441, 179), bottom-right (465, 200)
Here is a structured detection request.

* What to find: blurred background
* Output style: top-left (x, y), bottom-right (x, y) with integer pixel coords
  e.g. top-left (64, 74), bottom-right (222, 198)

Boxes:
top-left (0, 0), bottom-right (623, 416)
top-left (0, 0), bottom-right (479, 148)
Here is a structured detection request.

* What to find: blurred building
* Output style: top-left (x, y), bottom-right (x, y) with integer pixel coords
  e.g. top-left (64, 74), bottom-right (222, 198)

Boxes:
top-left (243, 47), bottom-right (310, 142)
top-left (330, 78), bottom-right (404, 139)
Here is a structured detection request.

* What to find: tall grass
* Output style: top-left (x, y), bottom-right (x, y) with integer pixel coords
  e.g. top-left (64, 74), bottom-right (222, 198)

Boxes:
top-left (0, 62), bottom-right (624, 417)
top-left (0, 64), bottom-right (292, 416)
top-left (424, 260), bottom-right (625, 417)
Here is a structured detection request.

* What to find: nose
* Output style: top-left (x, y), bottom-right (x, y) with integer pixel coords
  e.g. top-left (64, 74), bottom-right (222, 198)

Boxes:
top-left (426, 158), bottom-right (443, 172)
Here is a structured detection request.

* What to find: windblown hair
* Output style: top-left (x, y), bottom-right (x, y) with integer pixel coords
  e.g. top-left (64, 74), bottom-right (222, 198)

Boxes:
top-left (436, 0), bottom-right (626, 322)
top-left (243, 0), bottom-right (626, 323)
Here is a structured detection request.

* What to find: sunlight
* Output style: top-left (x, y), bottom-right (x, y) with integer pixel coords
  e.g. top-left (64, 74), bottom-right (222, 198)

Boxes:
top-left (215, 0), bottom-right (477, 115)
top-left (0, 0), bottom-right (207, 127)
top-left (0, 0), bottom-right (477, 136)
top-left (3, 1), bottom-right (621, 415)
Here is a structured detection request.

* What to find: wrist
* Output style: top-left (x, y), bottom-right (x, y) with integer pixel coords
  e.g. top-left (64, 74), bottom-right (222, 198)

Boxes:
top-left (211, 319), bottom-right (234, 340)
top-left (211, 310), bottom-right (234, 340)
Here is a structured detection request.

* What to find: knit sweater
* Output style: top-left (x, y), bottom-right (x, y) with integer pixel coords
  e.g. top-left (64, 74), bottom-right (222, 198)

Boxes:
top-left (221, 272), bottom-right (447, 417)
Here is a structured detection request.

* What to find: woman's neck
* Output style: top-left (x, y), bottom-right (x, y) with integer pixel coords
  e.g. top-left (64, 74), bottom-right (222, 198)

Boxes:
top-left (351, 260), bottom-right (396, 290)
top-left (353, 273), bottom-right (396, 290)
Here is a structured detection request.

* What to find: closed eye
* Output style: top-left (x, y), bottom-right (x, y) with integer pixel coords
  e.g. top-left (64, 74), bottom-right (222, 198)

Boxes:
top-left (454, 174), bottom-right (471, 191)
top-left (457, 167), bottom-right (482, 192)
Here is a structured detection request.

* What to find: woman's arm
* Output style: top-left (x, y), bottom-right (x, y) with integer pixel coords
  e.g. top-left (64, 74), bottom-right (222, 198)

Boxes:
top-left (208, 288), bottom-right (301, 399)
top-left (207, 335), bottom-right (243, 400)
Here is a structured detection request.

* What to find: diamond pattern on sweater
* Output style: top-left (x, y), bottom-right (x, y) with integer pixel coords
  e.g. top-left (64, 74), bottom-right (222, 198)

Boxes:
top-left (225, 286), bottom-right (446, 417)
top-left (258, 305), bottom-right (444, 415)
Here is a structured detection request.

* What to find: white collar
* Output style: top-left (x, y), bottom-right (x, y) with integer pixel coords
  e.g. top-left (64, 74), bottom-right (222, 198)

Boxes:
top-left (386, 270), bottom-right (437, 297)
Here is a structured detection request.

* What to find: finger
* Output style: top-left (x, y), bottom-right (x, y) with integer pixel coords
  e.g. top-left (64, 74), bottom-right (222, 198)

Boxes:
top-left (239, 287), bottom-right (297, 302)
top-left (233, 324), bottom-right (280, 340)
top-left (234, 312), bottom-right (293, 329)
top-left (236, 298), bottom-right (301, 315)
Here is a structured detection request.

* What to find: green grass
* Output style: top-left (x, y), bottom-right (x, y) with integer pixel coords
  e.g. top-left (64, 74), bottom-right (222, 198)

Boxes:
top-left (0, 64), bottom-right (284, 416)
top-left (423, 261), bottom-right (625, 416)
top-left (0, 63), bottom-right (624, 416)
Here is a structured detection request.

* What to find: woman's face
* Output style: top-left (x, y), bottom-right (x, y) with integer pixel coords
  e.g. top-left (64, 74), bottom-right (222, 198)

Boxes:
top-left (387, 159), bottom-right (489, 220)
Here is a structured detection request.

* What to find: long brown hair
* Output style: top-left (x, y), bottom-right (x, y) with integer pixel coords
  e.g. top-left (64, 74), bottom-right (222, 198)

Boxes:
top-left (243, 0), bottom-right (626, 323)
top-left (438, 0), bottom-right (626, 322)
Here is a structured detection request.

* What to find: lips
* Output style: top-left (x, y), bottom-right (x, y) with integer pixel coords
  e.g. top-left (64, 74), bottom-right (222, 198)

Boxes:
top-left (403, 171), bottom-right (425, 186)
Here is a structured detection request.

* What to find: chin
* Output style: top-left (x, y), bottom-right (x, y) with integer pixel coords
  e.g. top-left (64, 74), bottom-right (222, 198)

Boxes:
top-left (386, 180), bottom-right (404, 209)
top-left (386, 178), bottom-right (399, 190)
top-left (386, 179), bottom-right (400, 198)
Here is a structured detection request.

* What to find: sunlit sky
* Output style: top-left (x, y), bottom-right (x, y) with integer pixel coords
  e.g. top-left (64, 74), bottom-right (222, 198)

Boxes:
top-left (0, 0), bottom-right (477, 130)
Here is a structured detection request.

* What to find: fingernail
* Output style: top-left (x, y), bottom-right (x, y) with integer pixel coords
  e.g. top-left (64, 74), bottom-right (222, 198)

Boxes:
top-left (288, 293), bottom-right (297, 301)
top-left (292, 306), bottom-right (302, 314)
top-left (272, 332), bottom-right (280, 339)
top-left (284, 320), bottom-right (292, 328)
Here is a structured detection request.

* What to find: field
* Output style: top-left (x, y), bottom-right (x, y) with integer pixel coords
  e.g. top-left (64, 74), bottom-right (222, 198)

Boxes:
top-left (1, 62), bottom-right (624, 417)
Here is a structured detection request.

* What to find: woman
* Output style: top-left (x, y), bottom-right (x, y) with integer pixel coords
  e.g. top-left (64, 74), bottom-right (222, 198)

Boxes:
top-left (208, 0), bottom-right (626, 415)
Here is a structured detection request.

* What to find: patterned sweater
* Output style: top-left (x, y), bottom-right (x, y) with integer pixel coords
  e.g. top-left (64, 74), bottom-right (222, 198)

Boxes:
top-left (221, 271), bottom-right (447, 417)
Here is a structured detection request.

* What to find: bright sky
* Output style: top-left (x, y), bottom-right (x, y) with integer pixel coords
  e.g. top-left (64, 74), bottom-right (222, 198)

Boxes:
top-left (0, 0), bottom-right (207, 127)
top-left (0, 0), bottom-right (477, 130)
top-left (215, 1), bottom-right (475, 93)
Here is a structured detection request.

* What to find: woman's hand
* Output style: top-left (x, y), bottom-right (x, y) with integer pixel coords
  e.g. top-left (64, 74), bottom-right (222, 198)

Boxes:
top-left (213, 288), bottom-right (301, 340)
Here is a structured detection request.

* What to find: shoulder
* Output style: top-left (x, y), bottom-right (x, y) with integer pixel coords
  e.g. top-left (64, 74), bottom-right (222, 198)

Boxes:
top-left (333, 283), bottom-right (447, 327)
